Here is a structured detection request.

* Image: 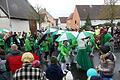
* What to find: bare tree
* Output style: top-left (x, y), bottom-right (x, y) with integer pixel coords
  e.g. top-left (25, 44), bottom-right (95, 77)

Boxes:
top-left (103, 0), bottom-right (119, 35)
top-left (108, 0), bottom-right (118, 36)
top-left (104, 0), bottom-right (118, 5)
top-left (34, 5), bottom-right (45, 29)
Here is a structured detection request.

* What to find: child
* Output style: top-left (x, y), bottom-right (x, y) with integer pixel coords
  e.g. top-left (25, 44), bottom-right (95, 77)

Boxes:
top-left (32, 60), bottom-right (41, 68)
top-left (87, 68), bottom-right (103, 80)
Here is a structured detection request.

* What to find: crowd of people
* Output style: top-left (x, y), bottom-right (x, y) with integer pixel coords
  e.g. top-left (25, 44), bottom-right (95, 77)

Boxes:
top-left (0, 26), bottom-right (118, 80)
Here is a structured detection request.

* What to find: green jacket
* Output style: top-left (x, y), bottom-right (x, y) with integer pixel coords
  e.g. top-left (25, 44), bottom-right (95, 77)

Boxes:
top-left (71, 39), bottom-right (77, 49)
top-left (58, 42), bottom-right (62, 51)
top-left (101, 33), bottom-right (112, 46)
top-left (58, 44), bottom-right (70, 62)
top-left (47, 36), bottom-right (53, 49)
top-left (41, 41), bottom-right (49, 52)
top-left (25, 38), bottom-right (32, 51)
top-left (60, 45), bottom-right (70, 56)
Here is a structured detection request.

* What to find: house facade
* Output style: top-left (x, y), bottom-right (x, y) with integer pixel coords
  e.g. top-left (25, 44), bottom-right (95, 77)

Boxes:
top-left (0, 8), bottom-right (30, 32)
top-left (38, 8), bottom-right (56, 30)
top-left (68, 5), bottom-right (120, 29)
top-left (66, 6), bottom-right (80, 30)
top-left (58, 17), bottom-right (68, 29)
top-left (0, 0), bottom-right (38, 33)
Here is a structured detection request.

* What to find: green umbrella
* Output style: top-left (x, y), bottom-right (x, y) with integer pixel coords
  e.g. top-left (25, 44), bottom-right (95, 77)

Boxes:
top-left (0, 29), bottom-right (9, 34)
top-left (56, 32), bottom-right (76, 42)
top-left (52, 30), bottom-right (65, 35)
top-left (68, 31), bottom-right (79, 38)
top-left (77, 31), bottom-right (94, 39)
top-left (43, 27), bottom-right (57, 34)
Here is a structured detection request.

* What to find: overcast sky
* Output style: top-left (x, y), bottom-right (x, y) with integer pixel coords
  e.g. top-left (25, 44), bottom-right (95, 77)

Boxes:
top-left (28, 0), bottom-right (105, 18)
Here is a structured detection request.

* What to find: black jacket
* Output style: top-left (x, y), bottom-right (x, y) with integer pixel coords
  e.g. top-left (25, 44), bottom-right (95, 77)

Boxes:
top-left (46, 64), bottom-right (64, 80)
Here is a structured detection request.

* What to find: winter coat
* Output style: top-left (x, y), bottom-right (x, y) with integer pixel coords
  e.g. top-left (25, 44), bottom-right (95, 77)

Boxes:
top-left (98, 52), bottom-right (116, 76)
top-left (46, 64), bottom-right (64, 80)
top-left (6, 50), bottom-right (22, 58)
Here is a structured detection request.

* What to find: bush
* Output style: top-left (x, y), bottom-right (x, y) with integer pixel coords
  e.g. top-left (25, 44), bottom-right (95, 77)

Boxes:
top-left (104, 22), bottom-right (115, 27)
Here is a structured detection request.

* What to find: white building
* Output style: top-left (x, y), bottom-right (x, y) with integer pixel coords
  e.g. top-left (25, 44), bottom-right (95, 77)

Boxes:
top-left (38, 8), bottom-right (56, 30)
top-left (70, 5), bottom-right (120, 29)
top-left (0, 0), bottom-right (38, 33)
top-left (58, 17), bottom-right (68, 29)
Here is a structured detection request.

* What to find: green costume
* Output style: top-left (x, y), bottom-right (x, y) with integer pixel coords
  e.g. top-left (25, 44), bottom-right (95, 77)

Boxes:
top-left (0, 38), bottom-right (4, 49)
top-left (86, 36), bottom-right (96, 54)
top-left (101, 33), bottom-right (112, 46)
top-left (30, 37), bottom-right (35, 47)
top-left (34, 39), bottom-right (39, 49)
top-left (71, 39), bottom-right (77, 49)
top-left (47, 36), bottom-right (53, 50)
top-left (58, 44), bottom-right (70, 63)
top-left (76, 40), bottom-right (92, 70)
top-left (40, 40), bottom-right (49, 52)
top-left (25, 38), bottom-right (32, 51)
top-left (58, 42), bottom-right (62, 51)
top-left (105, 41), bottom-right (114, 52)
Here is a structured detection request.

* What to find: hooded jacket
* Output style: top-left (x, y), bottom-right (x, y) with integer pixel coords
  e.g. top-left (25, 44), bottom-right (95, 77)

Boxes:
top-left (46, 64), bottom-right (64, 80)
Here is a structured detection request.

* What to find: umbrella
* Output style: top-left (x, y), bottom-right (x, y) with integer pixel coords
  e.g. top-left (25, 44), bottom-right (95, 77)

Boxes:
top-left (43, 28), bottom-right (57, 34)
top-left (0, 29), bottom-right (9, 34)
top-left (52, 30), bottom-right (65, 35)
top-left (56, 32), bottom-right (76, 42)
top-left (77, 31), bottom-right (94, 39)
top-left (68, 31), bottom-right (79, 38)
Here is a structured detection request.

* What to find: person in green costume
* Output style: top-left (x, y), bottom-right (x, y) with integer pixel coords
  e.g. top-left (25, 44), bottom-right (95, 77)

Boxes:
top-left (58, 40), bottom-right (70, 73)
top-left (69, 39), bottom-right (78, 63)
top-left (46, 34), bottom-right (53, 57)
top-left (40, 39), bottom-right (49, 60)
top-left (76, 38), bottom-right (92, 71)
top-left (34, 39), bottom-right (39, 54)
top-left (105, 38), bottom-right (114, 52)
top-left (71, 39), bottom-right (78, 50)
top-left (85, 36), bottom-right (96, 67)
top-left (29, 35), bottom-right (35, 52)
top-left (100, 29), bottom-right (113, 46)
top-left (24, 37), bottom-right (32, 52)
top-left (58, 41), bottom-right (62, 51)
